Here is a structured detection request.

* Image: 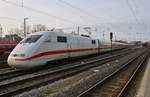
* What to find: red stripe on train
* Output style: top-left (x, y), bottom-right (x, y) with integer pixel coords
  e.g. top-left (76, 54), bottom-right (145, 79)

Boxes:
top-left (14, 48), bottom-right (104, 61)
top-left (11, 46), bottom-right (123, 61)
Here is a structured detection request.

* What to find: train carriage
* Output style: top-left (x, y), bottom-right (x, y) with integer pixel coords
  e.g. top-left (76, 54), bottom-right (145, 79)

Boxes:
top-left (7, 31), bottom-right (127, 69)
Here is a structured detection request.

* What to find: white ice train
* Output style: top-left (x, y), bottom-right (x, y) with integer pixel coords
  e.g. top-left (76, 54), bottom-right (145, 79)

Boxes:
top-left (7, 31), bottom-right (127, 69)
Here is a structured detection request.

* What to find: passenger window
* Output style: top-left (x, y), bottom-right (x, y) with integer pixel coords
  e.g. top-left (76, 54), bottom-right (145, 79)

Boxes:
top-left (92, 40), bottom-right (96, 44)
top-left (57, 36), bottom-right (67, 43)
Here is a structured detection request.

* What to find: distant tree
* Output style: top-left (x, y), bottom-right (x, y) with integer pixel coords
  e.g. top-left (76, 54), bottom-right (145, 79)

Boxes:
top-left (8, 28), bottom-right (14, 35)
top-left (20, 24), bottom-right (31, 36)
top-left (14, 27), bottom-right (23, 37)
top-left (32, 24), bottom-right (47, 32)
top-left (7, 28), bottom-right (15, 41)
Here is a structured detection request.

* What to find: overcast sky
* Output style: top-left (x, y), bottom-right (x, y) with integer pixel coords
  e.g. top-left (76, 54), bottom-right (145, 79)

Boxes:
top-left (0, 0), bottom-right (149, 42)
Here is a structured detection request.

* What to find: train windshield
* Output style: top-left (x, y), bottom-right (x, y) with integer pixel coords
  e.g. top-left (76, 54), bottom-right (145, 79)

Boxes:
top-left (21, 35), bottom-right (42, 43)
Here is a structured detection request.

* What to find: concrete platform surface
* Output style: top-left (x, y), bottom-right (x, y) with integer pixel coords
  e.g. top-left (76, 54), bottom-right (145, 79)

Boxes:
top-left (136, 58), bottom-right (150, 97)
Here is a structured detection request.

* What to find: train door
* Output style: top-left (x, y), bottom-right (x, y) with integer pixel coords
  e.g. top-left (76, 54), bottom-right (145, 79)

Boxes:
top-left (68, 36), bottom-right (79, 57)
top-left (56, 35), bottom-right (68, 59)
top-left (67, 36), bottom-right (72, 58)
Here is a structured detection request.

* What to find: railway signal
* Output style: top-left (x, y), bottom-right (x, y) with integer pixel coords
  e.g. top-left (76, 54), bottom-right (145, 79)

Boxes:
top-left (110, 32), bottom-right (113, 50)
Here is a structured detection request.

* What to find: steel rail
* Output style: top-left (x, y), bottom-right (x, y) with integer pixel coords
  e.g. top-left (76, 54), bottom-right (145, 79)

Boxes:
top-left (117, 51), bottom-right (149, 97)
top-left (77, 49), bottom-right (149, 97)
top-left (0, 48), bottom-right (145, 96)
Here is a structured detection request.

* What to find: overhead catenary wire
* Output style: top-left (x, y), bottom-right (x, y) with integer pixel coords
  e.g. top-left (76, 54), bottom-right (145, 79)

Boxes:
top-left (58, 0), bottom-right (97, 19)
top-left (126, 0), bottom-right (141, 25)
top-left (1, 0), bottom-right (117, 33)
top-left (58, 0), bottom-right (128, 38)
top-left (126, 0), bottom-right (147, 41)
top-left (132, 0), bottom-right (147, 34)
top-left (0, 17), bottom-right (22, 22)
top-left (125, 0), bottom-right (144, 41)
top-left (58, 0), bottom-right (116, 21)
top-left (57, 0), bottom-right (109, 35)
top-left (1, 0), bottom-right (148, 41)
top-left (58, 0), bottom-right (126, 25)
top-left (0, 0), bottom-right (81, 25)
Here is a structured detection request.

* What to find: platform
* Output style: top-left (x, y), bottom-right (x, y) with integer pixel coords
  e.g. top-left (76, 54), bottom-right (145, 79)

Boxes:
top-left (136, 57), bottom-right (150, 97)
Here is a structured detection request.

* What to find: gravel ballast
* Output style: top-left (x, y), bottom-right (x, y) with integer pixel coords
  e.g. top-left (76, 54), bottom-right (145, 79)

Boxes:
top-left (14, 50), bottom-right (143, 97)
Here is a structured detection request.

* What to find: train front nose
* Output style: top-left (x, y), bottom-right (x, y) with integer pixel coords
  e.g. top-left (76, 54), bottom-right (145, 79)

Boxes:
top-left (7, 57), bottom-right (16, 67)
top-left (7, 56), bottom-right (28, 69)
top-left (7, 53), bottom-right (45, 69)
top-left (7, 53), bottom-right (33, 69)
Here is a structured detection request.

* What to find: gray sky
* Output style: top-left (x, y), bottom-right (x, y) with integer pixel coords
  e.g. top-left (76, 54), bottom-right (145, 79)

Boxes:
top-left (0, 0), bottom-right (149, 41)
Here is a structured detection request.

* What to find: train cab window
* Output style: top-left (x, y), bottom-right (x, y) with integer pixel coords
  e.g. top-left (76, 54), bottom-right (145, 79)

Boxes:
top-left (21, 35), bottom-right (42, 43)
top-left (92, 40), bottom-right (96, 44)
top-left (57, 36), bottom-right (67, 43)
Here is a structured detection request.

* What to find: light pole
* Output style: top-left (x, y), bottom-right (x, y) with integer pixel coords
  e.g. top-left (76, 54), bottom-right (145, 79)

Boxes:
top-left (102, 30), bottom-right (105, 40)
top-left (0, 24), bottom-right (3, 37)
top-left (77, 26), bottom-right (80, 35)
top-left (24, 18), bottom-right (28, 37)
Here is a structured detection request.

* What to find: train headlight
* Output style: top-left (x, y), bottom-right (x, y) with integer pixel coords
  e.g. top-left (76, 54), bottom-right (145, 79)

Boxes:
top-left (11, 54), bottom-right (25, 57)
top-left (20, 54), bottom-right (25, 57)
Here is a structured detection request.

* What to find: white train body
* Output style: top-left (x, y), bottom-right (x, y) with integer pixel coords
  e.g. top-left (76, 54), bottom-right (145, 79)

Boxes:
top-left (7, 31), bottom-right (126, 69)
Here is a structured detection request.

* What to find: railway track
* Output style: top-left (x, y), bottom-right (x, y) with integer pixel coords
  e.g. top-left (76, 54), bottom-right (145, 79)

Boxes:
top-left (0, 48), bottom-right (146, 96)
top-left (0, 63), bottom-right (9, 69)
top-left (77, 48), bottom-right (149, 97)
top-left (0, 47), bottom-right (135, 81)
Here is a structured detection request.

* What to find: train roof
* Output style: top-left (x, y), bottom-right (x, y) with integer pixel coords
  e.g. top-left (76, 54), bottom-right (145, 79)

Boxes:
top-left (29, 31), bottom-right (96, 40)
